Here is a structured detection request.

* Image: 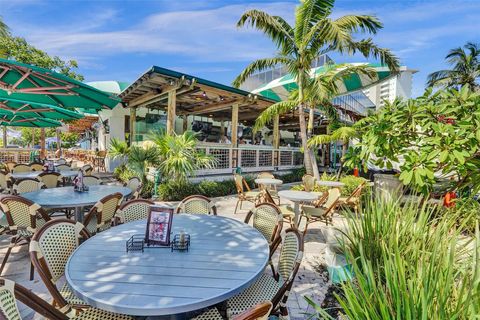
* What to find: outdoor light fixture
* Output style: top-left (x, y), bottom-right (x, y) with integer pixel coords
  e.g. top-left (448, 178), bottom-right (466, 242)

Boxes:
top-left (219, 96), bottom-right (225, 101)
top-left (202, 91), bottom-right (207, 98)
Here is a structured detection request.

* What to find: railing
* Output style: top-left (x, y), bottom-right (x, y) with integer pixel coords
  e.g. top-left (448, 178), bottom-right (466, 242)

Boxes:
top-left (195, 142), bottom-right (304, 175)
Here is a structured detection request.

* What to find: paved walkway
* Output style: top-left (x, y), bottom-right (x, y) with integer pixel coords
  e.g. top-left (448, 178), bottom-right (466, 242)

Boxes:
top-left (0, 182), bottom-right (344, 320)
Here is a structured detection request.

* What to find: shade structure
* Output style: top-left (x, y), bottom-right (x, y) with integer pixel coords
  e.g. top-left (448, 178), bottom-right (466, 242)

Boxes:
top-left (0, 58), bottom-right (121, 111)
top-left (0, 115), bottom-right (62, 127)
top-left (0, 97), bottom-right (84, 121)
top-left (252, 63), bottom-right (394, 101)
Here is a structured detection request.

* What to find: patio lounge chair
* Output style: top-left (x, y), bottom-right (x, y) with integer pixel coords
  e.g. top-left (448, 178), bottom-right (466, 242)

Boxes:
top-left (234, 174), bottom-right (261, 214)
top-left (300, 188), bottom-right (341, 236)
top-left (226, 229), bottom-right (304, 318)
top-left (0, 195), bottom-right (50, 280)
top-left (193, 301), bottom-right (273, 320)
top-left (28, 220), bottom-right (134, 319)
top-left (176, 195), bottom-right (217, 215)
top-left (83, 192), bottom-right (123, 234)
top-left (12, 178), bottom-right (45, 195)
top-left (117, 199), bottom-right (154, 224)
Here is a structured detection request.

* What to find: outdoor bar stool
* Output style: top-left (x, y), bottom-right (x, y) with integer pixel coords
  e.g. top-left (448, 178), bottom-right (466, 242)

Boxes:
top-left (226, 229), bottom-right (304, 318)
top-left (82, 192), bottom-right (123, 235)
top-left (93, 150), bottom-right (107, 172)
top-left (176, 195), bottom-right (217, 215)
top-left (0, 195), bottom-right (51, 280)
top-left (193, 301), bottom-right (273, 320)
top-left (0, 278), bottom-right (134, 320)
top-left (116, 199), bottom-right (154, 224)
top-left (234, 173), bottom-right (261, 214)
top-left (12, 178), bottom-right (45, 195)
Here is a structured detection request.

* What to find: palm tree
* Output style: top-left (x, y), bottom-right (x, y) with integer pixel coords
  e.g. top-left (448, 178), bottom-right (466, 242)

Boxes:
top-left (427, 42), bottom-right (480, 89)
top-left (127, 145), bottom-right (160, 184)
top-left (0, 16), bottom-right (9, 38)
top-left (233, 0), bottom-right (399, 179)
top-left (108, 138), bottom-right (130, 167)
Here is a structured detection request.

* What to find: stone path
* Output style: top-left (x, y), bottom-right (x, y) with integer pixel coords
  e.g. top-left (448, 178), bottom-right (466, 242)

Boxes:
top-left (0, 181), bottom-right (346, 320)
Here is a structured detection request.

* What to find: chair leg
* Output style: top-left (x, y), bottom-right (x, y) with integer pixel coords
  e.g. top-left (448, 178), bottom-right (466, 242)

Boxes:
top-left (30, 261), bottom-right (34, 281)
top-left (234, 200), bottom-right (241, 215)
top-left (239, 199), bottom-right (243, 210)
top-left (0, 239), bottom-right (14, 276)
top-left (302, 218), bottom-right (310, 237)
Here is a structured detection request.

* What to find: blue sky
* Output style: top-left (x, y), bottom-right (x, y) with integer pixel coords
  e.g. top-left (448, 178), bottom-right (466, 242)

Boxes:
top-left (1, 0), bottom-right (479, 97)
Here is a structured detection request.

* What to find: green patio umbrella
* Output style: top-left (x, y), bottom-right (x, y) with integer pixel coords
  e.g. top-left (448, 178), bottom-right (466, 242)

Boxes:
top-left (0, 58), bottom-right (121, 111)
top-left (0, 97), bottom-right (84, 121)
top-left (0, 115), bottom-right (62, 127)
top-left (252, 63), bottom-right (395, 101)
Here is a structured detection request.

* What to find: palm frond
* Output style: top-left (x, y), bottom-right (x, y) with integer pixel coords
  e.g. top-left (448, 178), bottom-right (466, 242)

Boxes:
top-left (0, 16), bottom-right (9, 38)
top-left (253, 100), bottom-right (297, 132)
top-left (331, 126), bottom-right (357, 142)
top-left (308, 134), bottom-right (333, 147)
top-left (232, 57), bottom-right (292, 88)
top-left (333, 14), bottom-right (383, 34)
top-left (295, 0), bottom-right (334, 44)
top-left (426, 70), bottom-right (459, 88)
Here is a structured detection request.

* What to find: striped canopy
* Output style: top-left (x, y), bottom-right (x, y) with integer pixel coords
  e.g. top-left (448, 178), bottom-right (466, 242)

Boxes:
top-left (252, 63), bottom-right (394, 101)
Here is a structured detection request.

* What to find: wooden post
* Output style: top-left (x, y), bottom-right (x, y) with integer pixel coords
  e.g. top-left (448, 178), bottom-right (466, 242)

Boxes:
top-left (2, 126), bottom-right (6, 148)
top-left (220, 120), bottom-right (225, 137)
top-left (167, 89), bottom-right (176, 135)
top-left (31, 129), bottom-right (35, 147)
top-left (231, 103), bottom-right (239, 169)
top-left (129, 107), bottom-right (136, 145)
top-left (273, 114), bottom-right (280, 168)
top-left (182, 115), bottom-right (188, 133)
top-left (56, 128), bottom-right (62, 157)
top-left (40, 128), bottom-right (45, 159)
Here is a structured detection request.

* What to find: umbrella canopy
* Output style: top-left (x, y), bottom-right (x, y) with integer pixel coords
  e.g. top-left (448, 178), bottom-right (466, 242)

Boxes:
top-left (252, 63), bottom-right (394, 101)
top-left (0, 97), bottom-right (84, 121)
top-left (0, 58), bottom-right (121, 111)
top-left (0, 115), bottom-right (62, 128)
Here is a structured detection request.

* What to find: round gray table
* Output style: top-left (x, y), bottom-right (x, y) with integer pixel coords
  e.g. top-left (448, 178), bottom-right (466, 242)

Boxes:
top-left (316, 180), bottom-right (345, 188)
top-left (65, 215), bottom-right (269, 317)
top-left (22, 185), bottom-right (132, 221)
top-left (278, 190), bottom-right (319, 227)
top-left (254, 178), bottom-right (283, 187)
top-left (11, 170), bottom-right (78, 179)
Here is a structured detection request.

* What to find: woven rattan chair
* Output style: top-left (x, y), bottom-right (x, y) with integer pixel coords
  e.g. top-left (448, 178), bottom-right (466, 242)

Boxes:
top-left (302, 174), bottom-right (315, 192)
top-left (0, 195), bottom-right (50, 280)
top-left (56, 158), bottom-right (67, 165)
top-left (12, 178), bottom-right (45, 195)
top-left (81, 164), bottom-right (93, 175)
top-left (38, 172), bottom-right (62, 188)
top-left (194, 301), bottom-right (273, 320)
top-left (244, 203), bottom-right (282, 250)
top-left (337, 181), bottom-right (366, 214)
top-left (0, 169), bottom-right (12, 194)
top-left (300, 188), bottom-right (341, 236)
top-left (234, 174), bottom-right (261, 214)
top-left (256, 172), bottom-right (280, 205)
top-left (263, 189), bottom-right (295, 227)
top-left (176, 195), bottom-right (217, 215)
top-left (29, 162), bottom-right (44, 171)
top-left (0, 278), bottom-right (134, 320)
top-left (82, 175), bottom-right (101, 187)
top-left (28, 220), bottom-right (135, 319)
top-left (5, 162), bottom-right (16, 173)
top-left (124, 177), bottom-right (142, 199)
top-left (227, 229), bottom-right (304, 318)
top-left (12, 164), bottom-right (31, 173)
top-left (117, 199), bottom-right (154, 224)
top-left (83, 192), bottom-right (122, 235)
top-left (55, 164), bottom-right (71, 172)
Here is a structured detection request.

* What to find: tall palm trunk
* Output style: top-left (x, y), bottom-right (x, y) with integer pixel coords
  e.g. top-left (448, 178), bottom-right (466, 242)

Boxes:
top-left (307, 106), bottom-right (321, 180)
top-left (298, 104), bottom-right (313, 175)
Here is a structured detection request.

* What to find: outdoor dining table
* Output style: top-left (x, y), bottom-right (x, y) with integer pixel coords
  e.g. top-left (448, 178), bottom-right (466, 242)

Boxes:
top-left (278, 190), bottom-right (318, 227)
top-left (65, 214), bottom-right (269, 318)
top-left (22, 185), bottom-right (132, 221)
top-left (254, 178), bottom-right (283, 187)
top-left (316, 180), bottom-right (345, 188)
top-left (11, 170), bottom-right (78, 180)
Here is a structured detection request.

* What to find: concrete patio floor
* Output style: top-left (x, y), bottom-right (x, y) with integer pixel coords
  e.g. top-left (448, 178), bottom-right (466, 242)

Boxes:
top-left (0, 181), bottom-right (346, 320)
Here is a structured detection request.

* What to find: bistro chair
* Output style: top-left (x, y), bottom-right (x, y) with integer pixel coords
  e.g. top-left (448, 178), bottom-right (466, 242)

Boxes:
top-left (244, 203), bottom-right (282, 251)
top-left (5, 161), bottom-right (17, 172)
top-left (300, 188), bottom-right (341, 236)
top-left (176, 195), bottom-right (217, 215)
top-left (0, 169), bottom-right (12, 194)
top-left (226, 229), bottom-right (304, 318)
top-left (263, 189), bottom-right (295, 227)
top-left (83, 192), bottom-right (123, 235)
top-left (94, 150), bottom-right (107, 172)
top-left (234, 174), bottom-right (261, 214)
top-left (124, 176), bottom-right (142, 199)
top-left (83, 175), bottom-right (102, 186)
top-left (256, 172), bottom-right (280, 204)
top-left (81, 164), bottom-right (93, 175)
top-left (337, 181), bottom-right (366, 214)
top-left (12, 163), bottom-right (31, 173)
top-left (38, 171), bottom-right (63, 188)
top-left (302, 174), bottom-right (315, 192)
top-left (117, 199), bottom-right (154, 224)
top-left (29, 162), bottom-right (44, 171)
top-left (0, 195), bottom-right (50, 280)
top-left (56, 164), bottom-right (71, 172)
top-left (29, 220), bottom-right (134, 319)
top-left (12, 178), bottom-right (45, 195)
top-left (194, 301), bottom-right (273, 320)
top-left (56, 158), bottom-right (67, 165)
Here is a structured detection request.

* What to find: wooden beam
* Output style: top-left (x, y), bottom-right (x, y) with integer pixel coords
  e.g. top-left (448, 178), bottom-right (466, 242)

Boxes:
top-left (130, 107), bottom-right (136, 145)
top-left (167, 89), bottom-right (176, 135)
top-left (40, 128), bottom-right (45, 158)
top-left (220, 120), bottom-right (225, 136)
top-left (231, 103), bottom-right (239, 169)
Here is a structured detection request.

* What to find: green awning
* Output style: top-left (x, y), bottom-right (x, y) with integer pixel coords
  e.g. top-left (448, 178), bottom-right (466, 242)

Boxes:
top-left (0, 97), bottom-right (84, 121)
top-left (0, 58), bottom-right (121, 111)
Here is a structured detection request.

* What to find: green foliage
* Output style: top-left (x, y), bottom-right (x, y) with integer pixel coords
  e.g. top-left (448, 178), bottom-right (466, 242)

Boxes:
top-left (307, 197), bottom-right (480, 319)
top-left (448, 197), bottom-right (480, 236)
top-left (346, 86), bottom-right (480, 194)
top-left (108, 138), bottom-right (130, 166)
top-left (127, 145), bottom-right (160, 184)
top-left (60, 132), bottom-right (79, 148)
top-left (291, 173), bottom-right (365, 195)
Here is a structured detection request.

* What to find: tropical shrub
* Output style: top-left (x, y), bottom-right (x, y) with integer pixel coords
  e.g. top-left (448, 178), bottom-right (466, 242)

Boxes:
top-left (306, 197), bottom-right (480, 319)
top-left (291, 173), bottom-right (366, 195)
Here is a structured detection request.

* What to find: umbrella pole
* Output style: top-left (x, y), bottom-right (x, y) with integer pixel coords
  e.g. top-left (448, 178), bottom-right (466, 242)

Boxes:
top-left (2, 126), bottom-right (6, 148)
top-left (40, 128), bottom-right (46, 159)
top-left (32, 129), bottom-right (35, 147)
top-left (56, 128), bottom-right (62, 157)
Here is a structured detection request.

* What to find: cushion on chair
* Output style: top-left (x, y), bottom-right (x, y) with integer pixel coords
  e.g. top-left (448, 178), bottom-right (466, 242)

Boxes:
top-left (244, 191), bottom-right (260, 198)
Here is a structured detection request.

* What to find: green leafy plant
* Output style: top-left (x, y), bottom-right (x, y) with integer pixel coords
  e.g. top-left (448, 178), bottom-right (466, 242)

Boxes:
top-left (127, 145), bottom-right (160, 184)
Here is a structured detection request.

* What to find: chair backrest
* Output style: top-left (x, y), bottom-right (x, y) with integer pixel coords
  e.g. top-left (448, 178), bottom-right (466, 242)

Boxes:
top-left (0, 278), bottom-right (68, 320)
top-left (12, 164), bottom-right (30, 173)
top-left (302, 174), bottom-right (315, 192)
top-left (245, 203), bottom-right (282, 245)
top-left (13, 178), bottom-right (45, 195)
top-left (5, 162), bottom-right (17, 173)
top-left (81, 164), bottom-right (93, 175)
top-left (30, 219), bottom-right (90, 309)
top-left (56, 158), bottom-right (67, 165)
top-left (263, 189), bottom-right (276, 205)
top-left (257, 172), bottom-right (275, 179)
top-left (117, 199), bottom-right (154, 223)
top-left (0, 170), bottom-right (12, 191)
top-left (345, 181), bottom-right (366, 203)
top-left (29, 163), bottom-right (44, 171)
top-left (124, 177), bottom-right (142, 198)
top-left (38, 172), bottom-right (62, 189)
top-left (83, 193), bottom-right (123, 233)
top-left (234, 301), bottom-right (273, 320)
top-left (55, 164), bottom-right (71, 172)
top-left (83, 175), bottom-right (101, 186)
top-left (97, 150), bottom-right (107, 158)
top-left (0, 195), bottom-right (50, 232)
top-left (176, 195), bottom-right (217, 215)
top-left (234, 174), bottom-right (250, 194)
top-left (323, 188), bottom-right (341, 211)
